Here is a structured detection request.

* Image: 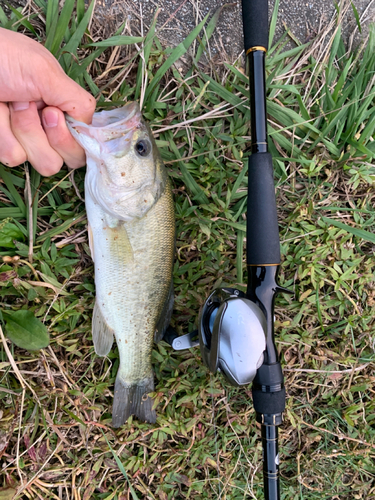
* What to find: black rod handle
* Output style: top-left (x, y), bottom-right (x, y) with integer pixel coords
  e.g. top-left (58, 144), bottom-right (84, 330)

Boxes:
top-left (246, 153), bottom-right (281, 266)
top-left (242, 0), bottom-right (269, 52)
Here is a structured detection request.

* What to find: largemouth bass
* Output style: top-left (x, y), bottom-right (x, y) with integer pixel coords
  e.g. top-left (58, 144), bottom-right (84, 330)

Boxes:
top-left (66, 103), bottom-right (175, 426)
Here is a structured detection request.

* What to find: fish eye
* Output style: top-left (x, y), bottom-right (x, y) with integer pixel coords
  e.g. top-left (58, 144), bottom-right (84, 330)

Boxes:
top-left (135, 139), bottom-right (151, 157)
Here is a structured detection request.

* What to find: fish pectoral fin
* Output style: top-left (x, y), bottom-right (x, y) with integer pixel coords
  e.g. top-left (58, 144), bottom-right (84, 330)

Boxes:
top-left (92, 301), bottom-right (114, 356)
top-left (154, 279), bottom-right (174, 343)
top-left (109, 222), bottom-right (134, 264)
top-left (104, 213), bottom-right (120, 229)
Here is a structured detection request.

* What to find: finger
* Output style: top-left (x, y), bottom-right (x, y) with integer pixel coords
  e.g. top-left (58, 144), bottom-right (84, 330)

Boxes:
top-left (10, 101), bottom-right (63, 176)
top-left (41, 106), bottom-right (87, 169)
top-left (0, 29), bottom-right (95, 124)
top-left (0, 102), bottom-right (27, 167)
top-left (42, 68), bottom-right (96, 124)
top-left (36, 100), bottom-right (46, 111)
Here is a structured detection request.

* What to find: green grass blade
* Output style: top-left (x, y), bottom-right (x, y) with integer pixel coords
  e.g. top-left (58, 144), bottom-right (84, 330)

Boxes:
top-left (44, 0), bottom-right (59, 50)
top-left (85, 35), bottom-right (143, 47)
top-left (322, 217), bottom-right (375, 243)
top-left (0, 165), bottom-right (26, 216)
top-left (351, 2), bottom-right (362, 33)
top-left (100, 430), bottom-right (140, 500)
top-left (36, 215), bottom-right (85, 243)
top-left (178, 162), bottom-right (210, 206)
top-left (60, 1), bottom-right (95, 70)
top-left (332, 57), bottom-right (352, 102)
top-left (345, 137), bottom-right (375, 158)
top-left (224, 63), bottom-right (249, 85)
top-left (359, 111), bottom-right (375, 143)
top-left (4, 4), bottom-right (37, 35)
top-left (199, 72), bottom-right (247, 113)
top-left (50, 0), bottom-right (75, 56)
top-left (327, 25), bottom-right (341, 82)
top-left (0, 5), bottom-right (8, 26)
top-left (268, 43), bottom-right (309, 66)
top-left (33, 0), bottom-right (46, 12)
top-left (135, 11), bottom-right (159, 102)
top-left (144, 14), bottom-right (209, 102)
top-left (83, 71), bottom-right (100, 97)
top-left (195, 5), bottom-right (223, 63)
top-left (30, 169), bottom-right (40, 245)
top-left (68, 48), bottom-right (106, 81)
top-left (230, 162), bottom-right (248, 203)
top-left (76, 0), bottom-right (86, 24)
top-left (167, 133), bottom-right (209, 205)
top-left (0, 208), bottom-right (24, 219)
top-left (269, 0), bottom-right (280, 48)
top-left (236, 230), bottom-right (245, 283)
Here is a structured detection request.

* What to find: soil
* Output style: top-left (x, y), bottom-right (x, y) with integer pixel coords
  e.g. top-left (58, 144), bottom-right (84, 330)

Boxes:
top-left (95, 0), bottom-right (375, 57)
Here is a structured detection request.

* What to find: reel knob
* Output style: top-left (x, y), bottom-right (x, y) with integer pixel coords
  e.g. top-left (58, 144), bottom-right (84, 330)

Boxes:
top-left (198, 288), bottom-right (266, 386)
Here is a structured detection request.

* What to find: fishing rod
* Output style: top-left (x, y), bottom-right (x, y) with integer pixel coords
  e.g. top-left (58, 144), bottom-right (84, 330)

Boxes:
top-left (242, 0), bottom-right (290, 497)
top-left (167, 1), bottom-right (289, 498)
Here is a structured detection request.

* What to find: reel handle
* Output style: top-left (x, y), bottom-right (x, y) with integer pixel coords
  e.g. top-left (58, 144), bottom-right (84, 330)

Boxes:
top-left (242, 0), bottom-right (269, 52)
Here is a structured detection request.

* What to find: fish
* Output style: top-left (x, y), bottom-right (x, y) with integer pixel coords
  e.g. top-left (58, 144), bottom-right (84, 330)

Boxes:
top-left (66, 102), bottom-right (175, 426)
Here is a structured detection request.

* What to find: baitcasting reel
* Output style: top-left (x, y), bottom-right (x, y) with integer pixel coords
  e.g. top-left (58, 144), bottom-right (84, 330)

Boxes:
top-left (199, 288), bottom-right (266, 386)
top-left (167, 287), bottom-right (267, 388)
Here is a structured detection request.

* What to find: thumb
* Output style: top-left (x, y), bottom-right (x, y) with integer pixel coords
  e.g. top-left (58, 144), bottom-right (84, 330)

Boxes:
top-left (41, 69), bottom-right (96, 124)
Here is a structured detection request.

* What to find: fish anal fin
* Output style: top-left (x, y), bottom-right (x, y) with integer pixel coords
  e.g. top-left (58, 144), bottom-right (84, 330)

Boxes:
top-left (92, 301), bottom-right (114, 356)
top-left (112, 375), bottom-right (156, 427)
top-left (154, 280), bottom-right (174, 343)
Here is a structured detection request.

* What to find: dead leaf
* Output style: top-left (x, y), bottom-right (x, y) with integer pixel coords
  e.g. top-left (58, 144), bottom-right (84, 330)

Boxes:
top-left (0, 488), bottom-right (17, 500)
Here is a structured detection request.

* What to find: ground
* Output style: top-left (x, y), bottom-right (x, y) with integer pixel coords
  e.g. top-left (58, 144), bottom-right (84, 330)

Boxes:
top-left (96, 0), bottom-right (375, 54)
top-left (1, 1), bottom-right (375, 499)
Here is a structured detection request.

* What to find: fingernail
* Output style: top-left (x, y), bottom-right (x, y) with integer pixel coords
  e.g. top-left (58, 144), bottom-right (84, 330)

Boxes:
top-left (43, 109), bottom-right (59, 128)
top-left (12, 101), bottom-right (30, 111)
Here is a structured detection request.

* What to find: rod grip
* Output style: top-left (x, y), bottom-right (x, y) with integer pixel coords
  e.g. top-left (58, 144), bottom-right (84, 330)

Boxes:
top-left (242, 0), bottom-right (269, 52)
top-left (247, 153), bottom-right (280, 266)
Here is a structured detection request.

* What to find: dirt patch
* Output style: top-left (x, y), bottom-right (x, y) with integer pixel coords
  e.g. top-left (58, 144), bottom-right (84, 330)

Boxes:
top-left (94, 0), bottom-right (374, 57)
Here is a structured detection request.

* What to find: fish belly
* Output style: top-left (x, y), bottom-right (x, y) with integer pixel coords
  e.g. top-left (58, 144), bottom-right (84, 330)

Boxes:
top-left (86, 179), bottom-right (175, 425)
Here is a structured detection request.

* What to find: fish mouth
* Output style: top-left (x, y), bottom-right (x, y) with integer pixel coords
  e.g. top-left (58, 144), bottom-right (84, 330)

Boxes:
top-left (66, 102), bottom-right (141, 133)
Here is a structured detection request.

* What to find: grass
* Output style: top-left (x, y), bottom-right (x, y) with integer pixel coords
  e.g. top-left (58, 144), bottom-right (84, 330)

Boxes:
top-left (0, 0), bottom-right (375, 498)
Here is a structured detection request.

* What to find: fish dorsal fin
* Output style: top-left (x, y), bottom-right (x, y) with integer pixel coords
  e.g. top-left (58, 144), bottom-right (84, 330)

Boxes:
top-left (92, 301), bottom-right (114, 356)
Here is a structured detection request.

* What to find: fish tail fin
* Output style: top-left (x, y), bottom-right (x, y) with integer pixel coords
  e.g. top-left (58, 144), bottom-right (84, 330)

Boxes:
top-left (112, 375), bottom-right (156, 427)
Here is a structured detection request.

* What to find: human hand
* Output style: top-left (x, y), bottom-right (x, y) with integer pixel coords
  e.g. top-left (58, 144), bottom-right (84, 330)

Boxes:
top-left (0, 28), bottom-right (96, 176)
